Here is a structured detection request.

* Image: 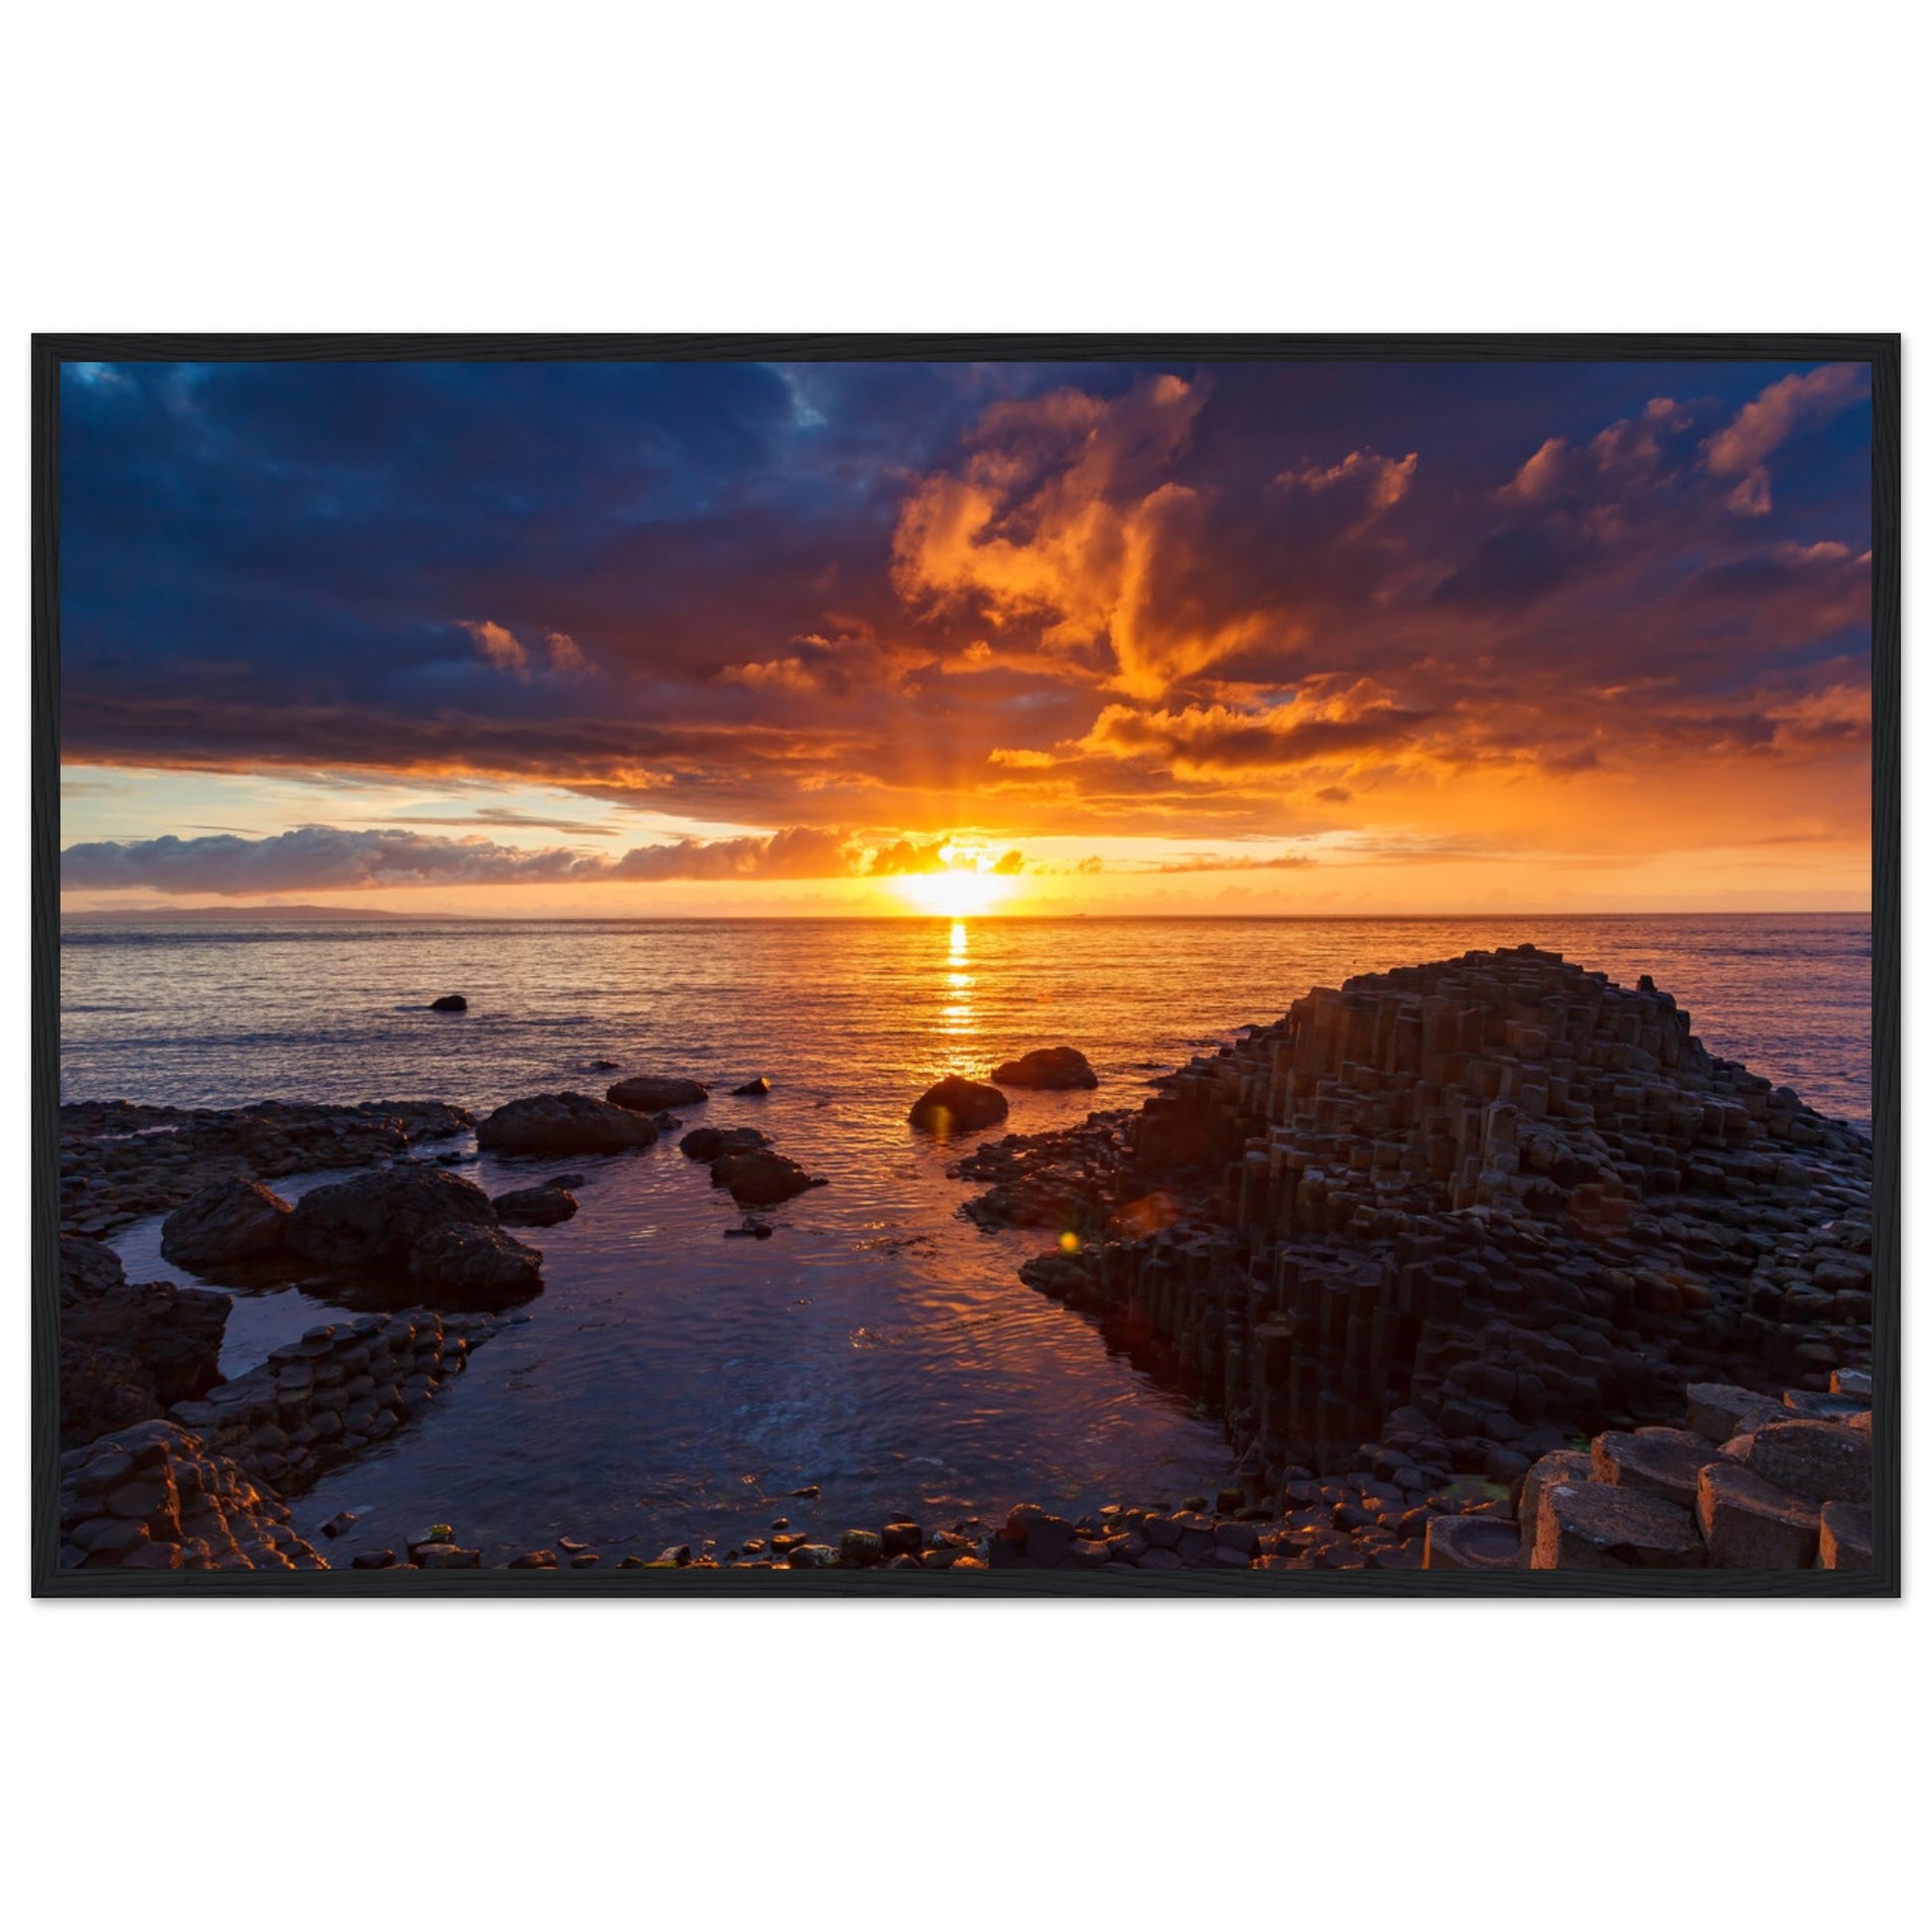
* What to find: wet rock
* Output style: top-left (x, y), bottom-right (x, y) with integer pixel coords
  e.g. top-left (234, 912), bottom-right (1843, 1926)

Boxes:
top-left (319, 1509), bottom-right (359, 1539)
top-left (1533, 1480), bottom-right (1708, 1569)
top-left (160, 1175), bottom-right (294, 1271)
top-left (416, 1543), bottom-right (483, 1569)
top-left (287, 1166), bottom-right (496, 1270)
top-left (786, 1544), bottom-right (838, 1568)
top-left (908, 1075), bottom-right (1009, 1136)
top-left (881, 1520), bottom-right (924, 1558)
top-left (350, 1549), bottom-right (397, 1569)
top-left (680, 1126), bottom-right (770, 1163)
top-left (59, 1099), bottom-right (476, 1240)
top-left (1025, 1515), bottom-right (1076, 1566)
top-left (992, 1046), bottom-right (1098, 1090)
top-left (839, 1529), bottom-right (884, 1567)
top-left (1818, 1500), bottom-right (1872, 1570)
top-left (607, 1075), bottom-right (710, 1113)
top-left (59, 1235), bottom-right (126, 1300)
top-left (60, 1239), bottom-right (231, 1449)
top-left (476, 1091), bottom-right (659, 1156)
top-left (732, 1077), bottom-right (772, 1097)
top-left (711, 1148), bottom-right (827, 1207)
top-left (491, 1183), bottom-right (579, 1227)
top-left (1696, 1463), bottom-right (1820, 1569)
top-left (409, 1224), bottom-right (544, 1299)
top-left (429, 994), bottom-right (468, 1013)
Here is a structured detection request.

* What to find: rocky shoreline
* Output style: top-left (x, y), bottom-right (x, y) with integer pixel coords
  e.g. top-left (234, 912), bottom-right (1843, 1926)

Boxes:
top-left (54, 947), bottom-right (1879, 1579)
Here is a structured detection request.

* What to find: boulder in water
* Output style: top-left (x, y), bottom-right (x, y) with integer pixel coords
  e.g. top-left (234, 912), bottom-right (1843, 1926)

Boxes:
top-left (710, 1149), bottom-right (828, 1207)
top-left (607, 1075), bottom-right (710, 1113)
top-left (287, 1166), bottom-right (496, 1270)
top-left (731, 1076), bottom-right (772, 1097)
top-left (491, 1183), bottom-right (580, 1227)
top-left (992, 1046), bottom-right (1098, 1090)
top-left (408, 1224), bottom-right (544, 1298)
top-left (430, 994), bottom-right (468, 1013)
top-left (476, 1092), bottom-right (659, 1155)
top-left (161, 1175), bottom-right (294, 1271)
top-left (680, 1125), bottom-right (771, 1163)
top-left (908, 1075), bottom-right (1009, 1136)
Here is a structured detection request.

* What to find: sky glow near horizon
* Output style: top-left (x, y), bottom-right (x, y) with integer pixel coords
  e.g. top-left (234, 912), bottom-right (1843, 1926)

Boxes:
top-left (57, 358), bottom-right (1873, 915)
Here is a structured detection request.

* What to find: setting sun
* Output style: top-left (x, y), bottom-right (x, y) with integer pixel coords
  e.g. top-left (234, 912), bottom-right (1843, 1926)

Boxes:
top-left (889, 844), bottom-right (1020, 917)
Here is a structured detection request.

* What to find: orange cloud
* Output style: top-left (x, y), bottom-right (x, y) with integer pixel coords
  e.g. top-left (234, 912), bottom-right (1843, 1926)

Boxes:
top-left (892, 375), bottom-right (1275, 697)
top-left (459, 619), bottom-right (530, 678)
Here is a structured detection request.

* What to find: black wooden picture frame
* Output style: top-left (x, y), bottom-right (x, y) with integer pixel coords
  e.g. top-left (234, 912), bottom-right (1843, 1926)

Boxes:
top-left (31, 332), bottom-right (1900, 1598)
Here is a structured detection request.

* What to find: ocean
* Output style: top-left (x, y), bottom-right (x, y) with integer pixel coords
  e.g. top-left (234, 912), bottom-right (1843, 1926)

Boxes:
top-left (60, 912), bottom-right (1873, 1561)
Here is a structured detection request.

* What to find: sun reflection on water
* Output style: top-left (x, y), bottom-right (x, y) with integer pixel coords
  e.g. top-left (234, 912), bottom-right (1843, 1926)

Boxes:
top-left (939, 920), bottom-right (976, 1036)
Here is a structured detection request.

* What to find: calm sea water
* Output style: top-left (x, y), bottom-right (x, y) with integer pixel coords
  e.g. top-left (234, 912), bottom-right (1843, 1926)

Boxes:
top-left (63, 913), bottom-right (1872, 1560)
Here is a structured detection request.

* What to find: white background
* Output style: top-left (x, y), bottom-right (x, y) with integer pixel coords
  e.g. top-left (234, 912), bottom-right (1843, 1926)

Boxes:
top-left (2, 6), bottom-right (1921, 1925)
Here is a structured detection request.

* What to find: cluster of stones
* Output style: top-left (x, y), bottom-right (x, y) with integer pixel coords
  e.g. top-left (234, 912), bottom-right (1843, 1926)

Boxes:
top-left (616, 1512), bottom-right (992, 1572)
top-left (57, 1418), bottom-right (329, 1573)
top-left (1426, 1368), bottom-right (1874, 1571)
top-left (909, 1047), bottom-right (1098, 1139)
top-left (59, 1098), bottom-right (474, 1239)
top-left (964, 947), bottom-right (1874, 1540)
top-left (476, 1074), bottom-right (825, 1211)
top-left (169, 1308), bottom-right (507, 1489)
top-left (160, 1163), bottom-right (549, 1299)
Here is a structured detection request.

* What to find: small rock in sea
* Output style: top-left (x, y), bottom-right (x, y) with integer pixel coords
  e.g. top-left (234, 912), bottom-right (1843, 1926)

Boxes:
top-left (476, 1092), bottom-right (658, 1156)
top-left (680, 1125), bottom-right (770, 1162)
top-left (991, 1045), bottom-right (1099, 1091)
top-left (408, 1223), bottom-right (544, 1299)
top-left (287, 1165), bottom-right (496, 1270)
top-left (732, 1076), bottom-right (772, 1097)
top-left (770, 1516), bottom-right (789, 1530)
top-left (430, 994), bottom-right (468, 1013)
top-left (607, 1075), bottom-right (710, 1113)
top-left (711, 1149), bottom-right (828, 1207)
top-left (790, 1483), bottom-right (821, 1500)
top-left (507, 1550), bottom-right (558, 1570)
top-left (589, 1058), bottom-right (621, 1071)
top-left (557, 1536), bottom-right (588, 1553)
top-left (569, 1552), bottom-right (602, 1569)
top-left (491, 1183), bottom-right (579, 1227)
top-left (319, 1509), bottom-right (359, 1539)
top-left (658, 1544), bottom-right (693, 1567)
top-left (160, 1175), bottom-right (294, 1271)
top-left (908, 1075), bottom-right (1009, 1135)
top-left (349, 1549), bottom-right (397, 1569)
top-left (618, 1555), bottom-right (646, 1568)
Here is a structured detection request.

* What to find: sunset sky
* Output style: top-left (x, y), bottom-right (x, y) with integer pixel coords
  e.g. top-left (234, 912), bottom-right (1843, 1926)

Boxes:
top-left (58, 357), bottom-right (1872, 917)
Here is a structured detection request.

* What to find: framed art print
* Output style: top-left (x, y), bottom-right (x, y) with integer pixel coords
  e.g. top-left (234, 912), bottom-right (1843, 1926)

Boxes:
top-left (31, 335), bottom-right (1899, 1595)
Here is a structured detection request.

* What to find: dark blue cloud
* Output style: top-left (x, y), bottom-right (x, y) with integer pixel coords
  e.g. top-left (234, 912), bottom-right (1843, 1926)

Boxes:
top-left (58, 354), bottom-right (1872, 835)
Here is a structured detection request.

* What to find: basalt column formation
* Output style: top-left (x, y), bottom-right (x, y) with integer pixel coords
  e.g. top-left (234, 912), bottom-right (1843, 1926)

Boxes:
top-left (968, 946), bottom-right (1872, 1491)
